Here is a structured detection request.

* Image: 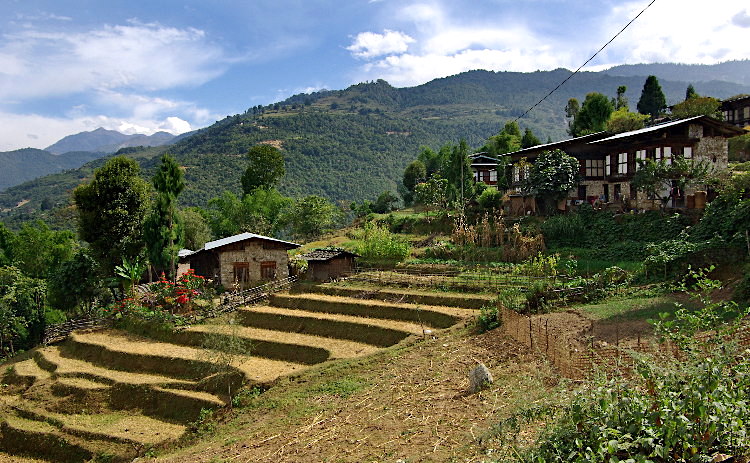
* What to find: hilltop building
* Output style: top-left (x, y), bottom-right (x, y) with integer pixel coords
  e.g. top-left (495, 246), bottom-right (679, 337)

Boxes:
top-left (721, 95), bottom-right (750, 128)
top-left (470, 116), bottom-right (744, 212)
top-left (179, 233), bottom-right (300, 289)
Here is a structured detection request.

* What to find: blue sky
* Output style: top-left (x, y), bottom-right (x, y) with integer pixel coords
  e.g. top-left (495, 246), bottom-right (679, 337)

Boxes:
top-left (1, 0), bottom-right (749, 151)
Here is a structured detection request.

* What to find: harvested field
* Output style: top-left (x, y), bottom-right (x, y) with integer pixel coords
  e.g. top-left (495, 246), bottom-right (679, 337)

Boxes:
top-left (149, 326), bottom-right (563, 463)
top-left (0, 284), bottom-right (482, 461)
top-left (300, 282), bottom-right (494, 309)
top-left (270, 293), bottom-right (474, 328)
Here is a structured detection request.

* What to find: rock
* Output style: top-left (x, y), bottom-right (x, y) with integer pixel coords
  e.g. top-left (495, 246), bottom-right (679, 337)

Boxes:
top-left (468, 363), bottom-right (493, 393)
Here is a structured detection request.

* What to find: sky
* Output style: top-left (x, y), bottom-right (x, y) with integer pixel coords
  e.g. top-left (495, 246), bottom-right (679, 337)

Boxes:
top-left (1, 0), bottom-right (749, 151)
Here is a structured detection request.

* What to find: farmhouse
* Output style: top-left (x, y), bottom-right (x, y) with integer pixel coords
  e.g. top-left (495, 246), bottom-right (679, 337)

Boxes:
top-left (500, 116), bottom-right (744, 210)
top-left (180, 233), bottom-right (300, 289)
top-left (721, 95), bottom-right (750, 128)
top-left (298, 248), bottom-right (359, 282)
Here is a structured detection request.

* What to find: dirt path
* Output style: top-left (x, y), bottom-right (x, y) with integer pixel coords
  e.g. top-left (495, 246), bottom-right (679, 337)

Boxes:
top-left (151, 327), bottom-right (562, 463)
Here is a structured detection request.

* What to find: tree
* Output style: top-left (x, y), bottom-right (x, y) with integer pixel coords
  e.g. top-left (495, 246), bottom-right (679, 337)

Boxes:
top-left (0, 224), bottom-right (12, 267)
top-left (442, 140), bottom-right (474, 206)
top-left (637, 75), bottom-right (667, 119)
top-left (48, 249), bottom-right (101, 316)
top-left (241, 145), bottom-right (285, 194)
top-left (670, 96), bottom-right (722, 120)
top-left (10, 221), bottom-right (75, 279)
top-left (477, 186), bottom-right (503, 211)
top-left (402, 160), bottom-right (426, 205)
top-left (73, 156), bottom-right (150, 276)
top-left (0, 266), bottom-right (46, 354)
top-left (523, 149), bottom-right (580, 214)
top-left (632, 157), bottom-right (711, 209)
top-left (686, 84), bottom-right (698, 100)
top-left (414, 176), bottom-right (448, 218)
top-left (372, 191), bottom-right (399, 213)
top-left (614, 85), bottom-right (628, 110)
top-left (481, 121), bottom-right (522, 156)
top-left (521, 128), bottom-right (541, 149)
top-left (144, 153), bottom-right (185, 280)
top-left (206, 189), bottom-right (292, 239)
top-left (570, 93), bottom-right (614, 136)
top-left (565, 98), bottom-right (580, 135)
top-left (606, 108), bottom-right (650, 134)
top-left (180, 208), bottom-right (212, 251)
top-left (286, 195), bottom-right (341, 240)
top-left (417, 146), bottom-right (445, 177)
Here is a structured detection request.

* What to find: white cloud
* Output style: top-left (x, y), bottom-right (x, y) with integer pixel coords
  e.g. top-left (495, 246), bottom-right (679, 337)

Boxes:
top-left (0, 21), bottom-right (227, 101)
top-left (347, 0), bottom-right (750, 88)
top-left (346, 29), bottom-right (415, 58)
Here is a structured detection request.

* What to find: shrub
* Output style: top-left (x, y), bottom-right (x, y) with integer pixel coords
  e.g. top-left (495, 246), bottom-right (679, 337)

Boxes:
top-left (355, 221), bottom-right (411, 264)
top-left (476, 304), bottom-right (500, 332)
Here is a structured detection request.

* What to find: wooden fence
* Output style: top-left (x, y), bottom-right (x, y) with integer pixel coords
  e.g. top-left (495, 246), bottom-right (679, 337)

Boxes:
top-left (42, 316), bottom-right (113, 345)
top-left (42, 276), bottom-right (299, 344)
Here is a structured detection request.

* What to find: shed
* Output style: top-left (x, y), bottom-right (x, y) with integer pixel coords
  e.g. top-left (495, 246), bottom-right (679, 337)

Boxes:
top-left (179, 233), bottom-right (300, 289)
top-left (299, 248), bottom-right (359, 282)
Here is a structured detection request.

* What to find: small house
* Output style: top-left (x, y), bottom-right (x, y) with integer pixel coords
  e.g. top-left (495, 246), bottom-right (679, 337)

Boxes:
top-left (179, 233), bottom-right (300, 289)
top-left (298, 248), bottom-right (359, 282)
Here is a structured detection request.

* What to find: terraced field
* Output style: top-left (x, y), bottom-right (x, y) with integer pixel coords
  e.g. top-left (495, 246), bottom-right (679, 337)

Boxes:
top-left (0, 284), bottom-right (482, 462)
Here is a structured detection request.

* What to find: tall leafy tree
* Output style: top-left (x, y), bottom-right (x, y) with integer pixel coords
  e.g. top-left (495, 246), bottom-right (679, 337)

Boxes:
top-left (570, 93), bottom-right (614, 136)
top-left (441, 140), bottom-right (474, 206)
top-left (521, 128), bottom-right (542, 148)
top-left (144, 153), bottom-right (185, 279)
top-left (523, 149), bottom-right (580, 214)
top-left (481, 121), bottom-right (522, 155)
top-left (637, 75), bottom-right (667, 119)
top-left (670, 97), bottom-right (722, 119)
top-left (614, 85), bottom-right (628, 110)
top-left (565, 98), bottom-right (580, 135)
top-left (685, 84), bottom-right (698, 100)
top-left (73, 156), bottom-right (150, 276)
top-left (402, 160), bottom-right (427, 205)
top-left (606, 108), bottom-right (650, 134)
top-left (11, 221), bottom-right (76, 279)
top-left (47, 249), bottom-right (101, 316)
top-left (180, 207), bottom-right (212, 251)
top-left (241, 144), bottom-right (285, 194)
top-left (286, 195), bottom-right (341, 240)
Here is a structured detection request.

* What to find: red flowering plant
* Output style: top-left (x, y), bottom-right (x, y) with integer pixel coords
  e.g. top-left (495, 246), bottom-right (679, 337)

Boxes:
top-left (143, 270), bottom-right (214, 315)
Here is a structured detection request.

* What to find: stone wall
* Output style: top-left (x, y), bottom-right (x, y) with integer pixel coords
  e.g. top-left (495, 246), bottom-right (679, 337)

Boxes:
top-left (218, 242), bottom-right (290, 287)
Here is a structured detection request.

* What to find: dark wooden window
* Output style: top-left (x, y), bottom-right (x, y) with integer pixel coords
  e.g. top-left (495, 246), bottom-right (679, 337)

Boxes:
top-left (585, 159), bottom-right (604, 178)
top-left (233, 262), bottom-right (250, 284)
top-left (260, 261), bottom-right (277, 280)
top-left (617, 152), bottom-right (628, 175)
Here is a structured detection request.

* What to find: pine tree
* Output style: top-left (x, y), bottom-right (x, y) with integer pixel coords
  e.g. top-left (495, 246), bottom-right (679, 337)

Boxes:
top-left (637, 75), bottom-right (667, 119)
top-left (144, 154), bottom-right (185, 280)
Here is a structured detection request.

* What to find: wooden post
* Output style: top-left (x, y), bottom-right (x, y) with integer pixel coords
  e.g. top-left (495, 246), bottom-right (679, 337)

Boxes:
top-left (545, 319), bottom-right (549, 352)
top-left (529, 317), bottom-right (533, 349)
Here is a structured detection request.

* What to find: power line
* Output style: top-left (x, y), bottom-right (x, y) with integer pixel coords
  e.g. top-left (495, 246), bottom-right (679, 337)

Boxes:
top-left (513, 0), bottom-right (658, 123)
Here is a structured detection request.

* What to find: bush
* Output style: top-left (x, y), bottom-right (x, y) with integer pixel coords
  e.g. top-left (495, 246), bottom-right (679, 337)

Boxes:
top-left (476, 304), bottom-right (500, 332)
top-left (528, 269), bottom-right (750, 462)
top-left (354, 221), bottom-right (411, 264)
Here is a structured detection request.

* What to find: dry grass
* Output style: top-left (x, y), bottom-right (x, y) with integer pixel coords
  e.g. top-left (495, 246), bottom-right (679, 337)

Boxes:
top-left (150, 327), bottom-right (563, 463)
top-left (270, 293), bottom-right (476, 328)
top-left (185, 324), bottom-right (379, 361)
top-left (37, 346), bottom-right (194, 387)
top-left (10, 359), bottom-right (51, 382)
top-left (69, 330), bottom-right (306, 383)
top-left (304, 282), bottom-right (494, 309)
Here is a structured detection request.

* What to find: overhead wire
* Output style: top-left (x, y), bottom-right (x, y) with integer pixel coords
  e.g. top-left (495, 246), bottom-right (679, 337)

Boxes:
top-left (513, 0), bottom-right (658, 123)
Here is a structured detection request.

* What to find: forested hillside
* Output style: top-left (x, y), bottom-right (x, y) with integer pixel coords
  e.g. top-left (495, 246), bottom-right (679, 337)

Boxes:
top-left (2, 68), bottom-right (749, 229)
top-left (0, 148), bottom-right (104, 191)
top-left (604, 59), bottom-right (750, 87)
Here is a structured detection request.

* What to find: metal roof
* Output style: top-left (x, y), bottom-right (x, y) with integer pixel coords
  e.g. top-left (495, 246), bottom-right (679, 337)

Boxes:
top-left (298, 247), bottom-right (359, 261)
top-left (203, 232), bottom-right (299, 251)
top-left (592, 116), bottom-right (704, 143)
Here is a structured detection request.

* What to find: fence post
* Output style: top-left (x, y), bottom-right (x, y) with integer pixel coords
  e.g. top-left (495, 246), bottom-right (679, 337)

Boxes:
top-left (545, 319), bottom-right (549, 352)
top-left (528, 316), bottom-right (533, 349)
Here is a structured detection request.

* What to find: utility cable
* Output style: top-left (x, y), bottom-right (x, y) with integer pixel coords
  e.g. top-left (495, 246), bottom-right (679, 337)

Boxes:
top-left (513, 0), bottom-right (658, 123)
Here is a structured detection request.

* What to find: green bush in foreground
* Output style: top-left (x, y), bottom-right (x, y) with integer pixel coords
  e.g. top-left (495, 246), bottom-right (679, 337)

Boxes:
top-left (526, 268), bottom-right (750, 462)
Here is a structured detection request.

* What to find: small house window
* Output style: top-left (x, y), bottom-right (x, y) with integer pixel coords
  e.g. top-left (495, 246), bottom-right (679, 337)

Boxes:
top-left (233, 262), bottom-right (250, 284)
top-left (260, 261), bottom-right (277, 280)
top-left (617, 152), bottom-right (628, 174)
top-left (635, 150), bottom-right (646, 170)
top-left (489, 170), bottom-right (497, 182)
top-left (654, 147), bottom-right (662, 161)
top-left (585, 159), bottom-right (604, 178)
top-left (684, 146), bottom-right (692, 159)
top-left (605, 155), bottom-right (611, 176)
top-left (663, 147), bottom-right (672, 165)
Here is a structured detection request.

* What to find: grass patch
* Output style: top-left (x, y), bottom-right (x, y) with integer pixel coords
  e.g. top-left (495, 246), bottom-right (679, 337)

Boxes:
top-left (310, 377), bottom-right (366, 398)
top-left (574, 294), bottom-right (698, 321)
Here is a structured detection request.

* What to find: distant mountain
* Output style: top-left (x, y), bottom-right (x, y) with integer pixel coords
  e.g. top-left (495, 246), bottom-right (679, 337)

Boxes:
top-left (45, 128), bottom-right (175, 154)
top-left (604, 60), bottom-right (750, 87)
top-left (3, 66), bottom-right (750, 229)
top-left (0, 148), bottom-right (103, 191)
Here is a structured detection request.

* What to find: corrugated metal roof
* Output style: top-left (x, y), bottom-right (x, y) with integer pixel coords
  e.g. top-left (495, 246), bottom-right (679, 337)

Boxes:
top-left (203, 232), bottom-right (299, 251)
top-left (592, 116), bottom-right (705, 143)
top-left (299, 248), bottom-right (359, 261)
